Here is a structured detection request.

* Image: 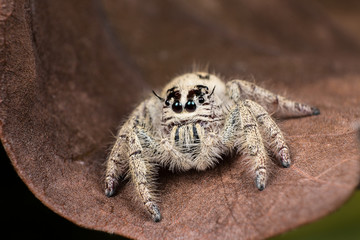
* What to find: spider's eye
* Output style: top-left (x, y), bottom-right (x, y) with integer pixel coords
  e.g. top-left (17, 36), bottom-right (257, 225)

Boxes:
top-left (165, 100), bottom-right (170, 106)
top-left (172, 101), bottom-right (183, 113)
top-left (198, 97), bottom-right (205, 104)
top-left (185, 100), bottom-right (196, 112)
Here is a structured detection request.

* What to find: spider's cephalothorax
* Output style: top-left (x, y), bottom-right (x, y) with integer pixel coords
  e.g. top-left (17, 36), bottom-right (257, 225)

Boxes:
top-left (105, 72), bottom-right (320, 222)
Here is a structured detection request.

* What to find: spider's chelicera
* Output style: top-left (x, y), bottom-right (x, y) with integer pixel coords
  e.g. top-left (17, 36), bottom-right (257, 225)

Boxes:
top-left (105, 72), bottom-right (320, 222)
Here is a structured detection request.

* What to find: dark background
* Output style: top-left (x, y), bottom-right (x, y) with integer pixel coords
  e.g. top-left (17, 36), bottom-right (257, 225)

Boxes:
top-left (0, 143), bottom-right (125, 240)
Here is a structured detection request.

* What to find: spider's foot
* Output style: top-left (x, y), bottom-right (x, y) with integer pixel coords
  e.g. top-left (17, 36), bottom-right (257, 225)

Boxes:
top-left (279, 148), bottom-right (291, 168)
top-left (255, 168), bottom-right (267, 191)
top-left (145, 201), bottom-right (162, 222)
top-left (104, 177), bottom-right (118, 197)
top-left (311, 107), bottom-right (320, 116)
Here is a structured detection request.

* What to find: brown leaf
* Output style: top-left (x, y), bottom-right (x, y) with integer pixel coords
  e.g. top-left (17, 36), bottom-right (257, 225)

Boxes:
top-left (1, 0), bottom-right (360, 239)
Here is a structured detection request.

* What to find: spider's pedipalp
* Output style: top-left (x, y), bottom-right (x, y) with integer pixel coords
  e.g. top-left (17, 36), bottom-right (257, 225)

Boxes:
top-left (244, 100), bottom-right (291, 168)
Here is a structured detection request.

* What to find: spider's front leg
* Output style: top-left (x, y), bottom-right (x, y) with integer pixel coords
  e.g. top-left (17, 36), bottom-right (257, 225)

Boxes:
top-left (105, 124), bottom-right (161, 222)
top-left (126, 130), bottom-right (161, 222)
top-left (105, 127), bottom-right (129, 197)
top-left (226, 80), bottom-right (320, 118)
top-left (105, 101), bottom-right (162, 222)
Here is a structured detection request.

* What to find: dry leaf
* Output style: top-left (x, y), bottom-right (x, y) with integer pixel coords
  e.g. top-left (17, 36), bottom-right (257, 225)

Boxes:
top-left (1, 0), bottom-right (359, 239)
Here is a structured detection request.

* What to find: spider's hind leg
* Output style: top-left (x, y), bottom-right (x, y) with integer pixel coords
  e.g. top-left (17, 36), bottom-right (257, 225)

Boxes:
top-left (226, 80), bottom-right (320, 119)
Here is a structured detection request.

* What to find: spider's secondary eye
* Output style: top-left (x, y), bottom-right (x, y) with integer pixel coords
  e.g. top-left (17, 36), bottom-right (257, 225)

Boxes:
top-left (165, 100), bottom-right (170, 106)
top-left (172, 101), bottom-right (183, 113)
top-left (198, 97), bottom-right (205, 104)
top-left (185, 100), bottom-right (196, 112)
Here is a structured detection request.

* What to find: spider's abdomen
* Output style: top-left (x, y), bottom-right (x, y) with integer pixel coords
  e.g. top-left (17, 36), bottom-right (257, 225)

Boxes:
top-left (170, 123), bottom-right (203, 156)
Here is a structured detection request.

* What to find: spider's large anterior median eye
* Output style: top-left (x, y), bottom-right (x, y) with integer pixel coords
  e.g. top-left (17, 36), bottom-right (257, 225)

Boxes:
top-left (172, 101), bottom-right (183, 113)
top-left (185, 100), bottom-right (196, 112)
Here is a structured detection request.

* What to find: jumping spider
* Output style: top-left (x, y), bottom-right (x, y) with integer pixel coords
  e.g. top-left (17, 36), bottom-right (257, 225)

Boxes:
top-left (105, 72), bottom-right (320, 222)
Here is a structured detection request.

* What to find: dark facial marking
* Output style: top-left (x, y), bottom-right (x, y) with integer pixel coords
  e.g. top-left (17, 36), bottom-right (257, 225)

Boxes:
top-left (187, 85), bottom-right (209, 99)
top-left (197, 73), bottom-right (210, 80)
top-left (192, 124), bottom-right (199, 141)
top-left (174, 126), bottom-right (179, 143)
top-left (166, 87), bottom-right (181, 102)
top-left (174, 91), bottom-right (181, 99)
top-left (196, 85), bottom-right (209, 91)
top-left (167, 87), bottom-right (177, 93)
top-left (187, 89), bottom-right (202, 99)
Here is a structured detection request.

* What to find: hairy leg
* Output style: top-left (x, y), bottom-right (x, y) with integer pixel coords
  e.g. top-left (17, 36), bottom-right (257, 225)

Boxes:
top-left (235, 101), bottom-right (269, 190)
top-left (244, 100), bottom-right (291, 167)
top-left (105, 131), bottom-right (129, 197)
top-left (226, 80), bottom-right (320, 118)
top-left (222, 104), bottom-right (241, 148)
top-left (105, 101), bottom-right (153, 197)
top-left (127, 131), bottom-right (161, 222)
top-left (104, 125), bottom-right (161, 221)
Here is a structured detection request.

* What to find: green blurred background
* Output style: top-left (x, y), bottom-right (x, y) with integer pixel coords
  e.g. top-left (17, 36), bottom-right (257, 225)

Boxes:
top-left (272, 191), bottom-right (360, 240)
